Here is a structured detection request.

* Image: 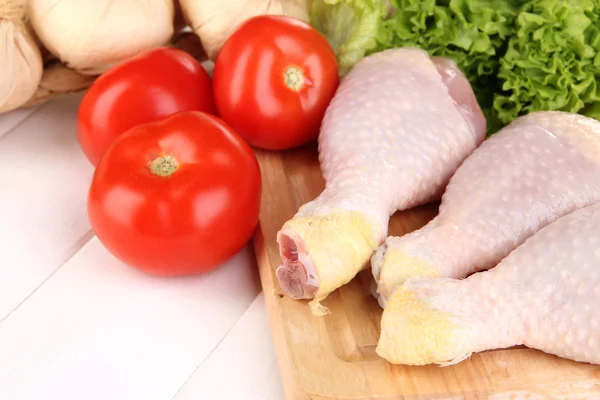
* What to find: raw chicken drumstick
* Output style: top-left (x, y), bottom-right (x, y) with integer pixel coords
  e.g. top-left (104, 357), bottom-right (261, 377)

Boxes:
top-left (373, 111), bottom-right (600, 305)
top-left (377, 201), bottom-right (600, 366)
top-left (276, 48), bottom-right (487, 315)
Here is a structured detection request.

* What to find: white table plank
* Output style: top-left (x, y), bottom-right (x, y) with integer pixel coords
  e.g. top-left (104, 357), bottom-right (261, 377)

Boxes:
top-left (0, 106), bottom-right (39, 140)
top-left (0, 239), bottom-right (261, 400)
top-left (0, 91), bottom-right (282, 400)
top-left (0, 93), bottom-right (94, 320)
top-left (174, 293), bottom-right (283, 400)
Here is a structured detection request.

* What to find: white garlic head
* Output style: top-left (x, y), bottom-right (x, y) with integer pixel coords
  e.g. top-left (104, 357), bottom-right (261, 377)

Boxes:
top-left (29, 0), bottom-right (175, 75)
top-left (180, 0), bottom-right (311, 60)
top-left (0, 0), bottom-right (44, 113)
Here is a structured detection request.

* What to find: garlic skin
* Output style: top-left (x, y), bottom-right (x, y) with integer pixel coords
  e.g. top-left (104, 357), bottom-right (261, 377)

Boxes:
top-left (0, 0), bottom-right (44, 113)
top-left (180, 0), bottom-right (311, 60)
top-left (29, 0), bottom-right (175, 75)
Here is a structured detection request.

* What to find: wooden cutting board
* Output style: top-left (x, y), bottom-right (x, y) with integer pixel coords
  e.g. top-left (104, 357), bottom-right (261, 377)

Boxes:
top-left (252, 144), bottom-right (600, 400)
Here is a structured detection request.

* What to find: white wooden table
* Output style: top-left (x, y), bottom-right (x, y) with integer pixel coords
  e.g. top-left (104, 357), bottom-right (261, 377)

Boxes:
top-left (0, 93), bottom-right (283, 400)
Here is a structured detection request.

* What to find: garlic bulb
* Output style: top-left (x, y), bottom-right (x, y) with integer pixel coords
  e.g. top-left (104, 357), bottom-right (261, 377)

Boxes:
top-left (29, 0), bottom-right (175, 75)
top-left (0, 0), bottom-right (43, 113)
top-left (180, 0), bottom-right (311, 60)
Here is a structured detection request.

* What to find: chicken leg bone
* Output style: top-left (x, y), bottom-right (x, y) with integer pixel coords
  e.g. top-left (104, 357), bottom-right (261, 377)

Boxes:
top-left (373, 111), bottom-right (600, 305)
top-left (276, 47), bottom-right (486, 315)
top-left (377, 201), bottom-right (600, 366)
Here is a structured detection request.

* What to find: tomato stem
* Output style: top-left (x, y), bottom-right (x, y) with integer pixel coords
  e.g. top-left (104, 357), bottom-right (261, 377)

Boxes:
top-left (284, 66), bottom-right (305, 92)
top-left (150, 155), bottom-right (179, 177)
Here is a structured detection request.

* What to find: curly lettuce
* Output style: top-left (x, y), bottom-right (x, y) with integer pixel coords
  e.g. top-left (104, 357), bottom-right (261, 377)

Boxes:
top-left (493, 0), bottom-right (600, 125)
top-left (312, 0), bottom-right (522, 131)
top-left (310, 0), bottom-right (600, 132)
top-left (375, 0), bottom-right (523, 132)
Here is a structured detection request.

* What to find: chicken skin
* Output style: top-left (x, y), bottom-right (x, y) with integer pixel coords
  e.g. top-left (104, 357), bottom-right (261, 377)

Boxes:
top-left (276, 47), bottom-right (486, 315)
top-left (377, 201), bottom-right (600, 366)
top-left (373, 111), bottom-right (600, 305)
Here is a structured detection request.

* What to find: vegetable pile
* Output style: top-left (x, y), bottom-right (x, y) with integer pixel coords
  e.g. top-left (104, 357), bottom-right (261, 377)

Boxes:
top-left (23, 0), bottom-right (599, 276)
top-left (311, 0), bottom-right (600, 133)
top-left (79, 16), bottom-right (338, 276)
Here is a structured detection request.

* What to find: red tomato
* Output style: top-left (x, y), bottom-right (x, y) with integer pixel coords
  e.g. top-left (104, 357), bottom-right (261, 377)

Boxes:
top-left (77, 47), bottom-right (216, 166)
top-left (88, 111), bottom-right (261, 276)
top-left (213, 15), bottom-right (339, 150)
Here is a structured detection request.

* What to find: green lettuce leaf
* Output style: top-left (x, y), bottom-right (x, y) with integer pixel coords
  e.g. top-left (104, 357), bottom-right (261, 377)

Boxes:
top-left (311, 0), bottom-right (600, 133)
top-left (311, 0), bottom-right (388, 75)
top-left (493, 0), bottom-right (600, 125)
top-left (376, 0), bottom-right (522, 133)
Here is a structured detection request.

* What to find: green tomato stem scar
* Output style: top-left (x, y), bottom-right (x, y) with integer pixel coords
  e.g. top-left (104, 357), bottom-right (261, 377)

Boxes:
top-left (150, 155), bottom-right (179, 177)
top-left (284, 66), bottom-right (305, 92)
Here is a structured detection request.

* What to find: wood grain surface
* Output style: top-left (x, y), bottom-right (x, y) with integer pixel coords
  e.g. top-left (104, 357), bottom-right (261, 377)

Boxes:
top-left (253, 144), bottom-right (600, 400)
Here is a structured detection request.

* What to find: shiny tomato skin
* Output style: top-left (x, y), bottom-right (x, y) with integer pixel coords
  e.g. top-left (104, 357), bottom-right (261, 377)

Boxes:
top-left (88, 111), bottom-right (261, 276)
top-left (213, 15), bottom-right (339, 151)
top-left (77, 47), bottom-right (216, 166)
